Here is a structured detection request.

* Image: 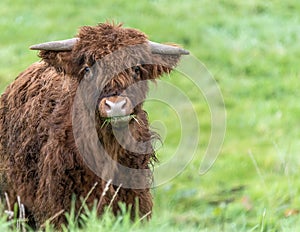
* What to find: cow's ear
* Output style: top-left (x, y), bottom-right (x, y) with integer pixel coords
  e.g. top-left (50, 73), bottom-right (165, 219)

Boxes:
top-left (142, 54), bottom-right (181, 80)
top-left (38, 50), bottom-right (76, 75)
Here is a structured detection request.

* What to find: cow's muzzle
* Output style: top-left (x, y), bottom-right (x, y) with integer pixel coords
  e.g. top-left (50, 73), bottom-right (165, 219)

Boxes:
top-left (98, 96), bottom-right (134, 124)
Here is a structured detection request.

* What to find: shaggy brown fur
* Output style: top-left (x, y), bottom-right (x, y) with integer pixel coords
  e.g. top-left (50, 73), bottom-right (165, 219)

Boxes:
top-left (0, 23), bottom-right (181, 229)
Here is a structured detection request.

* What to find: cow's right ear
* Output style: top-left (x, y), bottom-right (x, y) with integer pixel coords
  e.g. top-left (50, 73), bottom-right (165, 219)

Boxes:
top-left (30, 38), bottom-right (80, 74)
top-left (37, 50), bottom-right (78, 75)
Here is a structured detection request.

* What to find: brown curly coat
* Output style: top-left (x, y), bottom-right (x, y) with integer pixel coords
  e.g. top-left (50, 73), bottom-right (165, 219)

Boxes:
top-left (0, 23), bottom-right (180, 228)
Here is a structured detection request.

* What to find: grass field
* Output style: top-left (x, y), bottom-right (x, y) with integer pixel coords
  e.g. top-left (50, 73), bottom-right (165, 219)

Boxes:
top-left (1, 0), bottom-right (300, 231)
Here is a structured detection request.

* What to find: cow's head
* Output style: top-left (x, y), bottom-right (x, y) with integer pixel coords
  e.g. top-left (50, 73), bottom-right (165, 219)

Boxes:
top-left (31, 23), bottom-right (189, 129)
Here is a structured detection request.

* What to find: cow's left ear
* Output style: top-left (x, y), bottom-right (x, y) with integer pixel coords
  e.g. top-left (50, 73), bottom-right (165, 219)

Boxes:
top-left (146, 42), bottom-right (189, 79)
top-left (142, 52), bottom-right (184, 80)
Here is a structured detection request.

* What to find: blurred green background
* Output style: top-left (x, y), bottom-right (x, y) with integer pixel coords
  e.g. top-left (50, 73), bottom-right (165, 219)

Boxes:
top-left (1, 0), bottom-right (300, 231)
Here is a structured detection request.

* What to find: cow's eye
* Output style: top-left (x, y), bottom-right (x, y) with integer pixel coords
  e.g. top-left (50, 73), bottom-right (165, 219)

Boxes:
top-left (134, 66), bottom-right (140, 74)
top-left (133, 66), bottom-right (141, 80)
top-left (84, 67), bottom-right (90, 73)
top-left (83, 66), bottom-right (93, 80)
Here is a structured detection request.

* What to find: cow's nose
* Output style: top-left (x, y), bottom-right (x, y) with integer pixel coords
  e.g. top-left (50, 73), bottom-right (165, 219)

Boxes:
top-left (99, 96), bottom-right (133, 118)
top-left (105, 99), bottom-right (127, 116)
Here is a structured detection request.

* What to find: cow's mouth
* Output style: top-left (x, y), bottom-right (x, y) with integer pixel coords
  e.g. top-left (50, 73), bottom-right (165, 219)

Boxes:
top-left (101, 114), bottom-right (135, 128)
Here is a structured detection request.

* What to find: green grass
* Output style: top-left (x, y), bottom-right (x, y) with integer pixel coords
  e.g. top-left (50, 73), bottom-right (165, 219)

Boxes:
top-left (1, 0), bottom-right (300, 231)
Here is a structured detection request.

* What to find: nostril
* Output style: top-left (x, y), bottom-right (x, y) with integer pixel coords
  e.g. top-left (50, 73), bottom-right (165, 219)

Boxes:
top-left (104, 100), bottom-right (111, 110)
top-left (120, 99), bottom-right (127, 109)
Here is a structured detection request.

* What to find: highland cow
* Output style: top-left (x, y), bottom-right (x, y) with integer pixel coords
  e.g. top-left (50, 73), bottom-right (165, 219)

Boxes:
top-left (0, 22), bottom-right (188, 229)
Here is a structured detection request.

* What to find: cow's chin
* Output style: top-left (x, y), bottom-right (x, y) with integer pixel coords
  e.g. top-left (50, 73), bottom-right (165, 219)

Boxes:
top-left (101, 114), bottom-right (134, 129)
